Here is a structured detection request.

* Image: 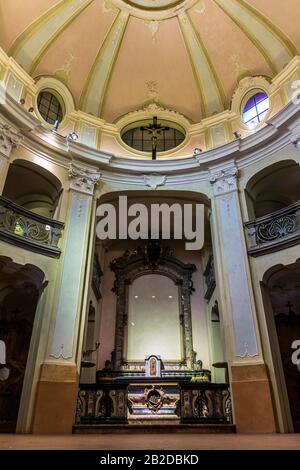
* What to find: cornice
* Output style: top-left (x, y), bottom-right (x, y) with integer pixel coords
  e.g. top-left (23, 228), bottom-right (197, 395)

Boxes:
top-left (1, 89), bottom-right (300, 187)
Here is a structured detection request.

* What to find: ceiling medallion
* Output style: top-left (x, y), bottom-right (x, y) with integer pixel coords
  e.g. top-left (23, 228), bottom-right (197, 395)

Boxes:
top-left (111, 0), bottom-right (198, 19)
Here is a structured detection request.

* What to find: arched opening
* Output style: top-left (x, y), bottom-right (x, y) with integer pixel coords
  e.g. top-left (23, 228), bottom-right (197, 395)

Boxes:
top-left (2, 160), bottom-right (62, 218)
top-left (0, 257), bottom-right (46, 432)
top-left (245, 160), bottom-right (300, 219)
top-left (96, 190), bottom-right (212, 373)
top-left (262, 260), bottom-right (300, 432)
top-left (127, 273), bottom-right (181, 362)
top-left (75, 190), bottom-right (232, 428)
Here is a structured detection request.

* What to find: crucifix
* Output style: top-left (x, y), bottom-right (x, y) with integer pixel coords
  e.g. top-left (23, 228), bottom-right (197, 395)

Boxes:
top-left (140, 116), bottom-right (169, 160)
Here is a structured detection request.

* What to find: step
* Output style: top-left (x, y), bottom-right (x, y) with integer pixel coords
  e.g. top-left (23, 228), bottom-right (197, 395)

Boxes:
top-left (73, 424), bottom-right (236, 434)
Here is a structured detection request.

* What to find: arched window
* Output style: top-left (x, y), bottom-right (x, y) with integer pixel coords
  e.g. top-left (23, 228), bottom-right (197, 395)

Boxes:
top-left (242, 91), bottom-right (269, 128)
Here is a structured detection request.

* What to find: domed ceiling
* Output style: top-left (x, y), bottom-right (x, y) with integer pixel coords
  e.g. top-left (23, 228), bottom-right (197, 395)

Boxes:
top-left (0, 0), bottom-right (299, 124)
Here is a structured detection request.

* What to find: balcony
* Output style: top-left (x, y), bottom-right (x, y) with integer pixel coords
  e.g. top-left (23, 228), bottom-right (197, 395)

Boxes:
top-left (245, 200), bottom-right (300, 256)
top-left (0, 196), bottom-right (64, 258)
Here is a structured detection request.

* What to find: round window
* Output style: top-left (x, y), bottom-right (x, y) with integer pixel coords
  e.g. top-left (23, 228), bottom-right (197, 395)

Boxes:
top-left (121, 119), bottom-right (185, 153)
top-left (242, 91), bottom-right (269, 129)
top-left (37, 91), bottom-right (64, 125)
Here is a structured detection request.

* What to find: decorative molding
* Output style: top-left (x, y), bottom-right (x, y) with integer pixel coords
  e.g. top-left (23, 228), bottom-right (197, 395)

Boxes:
top-left (0, 196), bottom-right (64, 258)
top-left (34, 76), bottom-right (76, 129)
top-left (209, 167), bottom-right (238, 196)
top-left (178, 10), bottom-right (225, 117)
top-left (54, 53), bottom-right (76, 85)
top-left (108, 0), bottom-right (199, 21)
top-left (50, 343), bottom-right (72, 360)
top-left (181, 382), bottom-right (232, 424)
top-left (80, 11), bottom-right (129, 117)
top-left (69, 162), bottom-right (101, 195)
top-left (229, 54), bottom-right (251, 83)
top-left (144, 20), bottom-right (160, 44)
top-left (245, 200), bottom-right (300, 257)
top-left (144, 174), bottom-right (166, 189)
top-left (213, 0), bottom-right (294, 74)
top-left (110, 243), bottom-right (196, 370)
top-left (115, 101), bottom-right (191, 134)
top-left (9, 0), bottom-right (94, 74)
top-left (231, 75), bottom-right (271, 120)
top-left (0, 118), bottom-right (23, 157)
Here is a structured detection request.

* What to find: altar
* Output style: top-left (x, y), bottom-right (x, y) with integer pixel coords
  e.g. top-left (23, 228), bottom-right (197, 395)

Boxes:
top-left (75, 244), bottom-right (232, 429)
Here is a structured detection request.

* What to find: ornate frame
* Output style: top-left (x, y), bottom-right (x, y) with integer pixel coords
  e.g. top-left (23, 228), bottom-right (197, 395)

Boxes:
top-left (110, 243), bottom-right (196, 371)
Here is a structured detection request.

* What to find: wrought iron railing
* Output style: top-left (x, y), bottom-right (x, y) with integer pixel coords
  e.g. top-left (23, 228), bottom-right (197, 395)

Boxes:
top-left (245, 201), bottom-right (300, 256)
top-left (0, 196), bottom-right (64, 257)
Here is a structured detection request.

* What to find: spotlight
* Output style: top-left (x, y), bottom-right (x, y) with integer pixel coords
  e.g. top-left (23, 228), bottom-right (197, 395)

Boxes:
top-left (68, 131), bottom-right (79, 141)
top-left (19, 98), bottom-right (25, 105)
top-left (52, 119), bottom-right (60, 132)
top-left (28, 107), bottom-right (34, 113)
top-left (193, 147), bottom-right (202, 156)
top-left (234, 131), bottom-right (241, 139)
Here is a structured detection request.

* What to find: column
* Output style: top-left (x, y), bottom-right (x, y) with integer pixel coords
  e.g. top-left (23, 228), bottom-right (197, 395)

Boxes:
top-left (209, 164), bottom-right (277, 432)
top-left (31, 162), bottom-right (101, 434)
top-left (0, 117), bottom-right (23, 193)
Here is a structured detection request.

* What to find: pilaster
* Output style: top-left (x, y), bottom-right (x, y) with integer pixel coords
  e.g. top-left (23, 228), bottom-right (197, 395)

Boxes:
top-left (209, 164), bottom-right (277, 432)
top-left (32, 161), bottom-right (101, 434)
top-left (0, 117), bottom-right (23, 193)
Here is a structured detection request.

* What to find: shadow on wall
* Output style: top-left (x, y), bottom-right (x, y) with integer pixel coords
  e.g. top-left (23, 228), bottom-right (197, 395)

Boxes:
top-left (2, 159), bottom-right (62, 219)
top-left (262, 259), bottom-right (300, 433)
top-left (245, 159), bottom-right (300, 219)
top-left (0, 256), bottom-right (46, 433)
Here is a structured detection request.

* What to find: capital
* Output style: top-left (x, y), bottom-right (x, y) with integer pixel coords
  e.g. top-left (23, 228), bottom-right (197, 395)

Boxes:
top-left (209, 166), bottom-right (238, 196)
top-left (69, 162), bottom-right (101, 195)
top-left (0, 118), bottom-right (23, 158)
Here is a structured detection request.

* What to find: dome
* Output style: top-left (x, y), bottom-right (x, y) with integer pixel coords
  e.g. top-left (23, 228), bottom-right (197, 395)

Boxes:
top-left (0, 0), bottom-right (299, 156)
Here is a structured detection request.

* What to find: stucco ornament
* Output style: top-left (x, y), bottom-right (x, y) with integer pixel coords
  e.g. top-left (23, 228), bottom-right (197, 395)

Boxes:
top-left (69, 162), bottom-right (101, 195)
top-left (144, 174), bottom-right (167, 189)
top-left (0, 119), bottom-right (23, 157)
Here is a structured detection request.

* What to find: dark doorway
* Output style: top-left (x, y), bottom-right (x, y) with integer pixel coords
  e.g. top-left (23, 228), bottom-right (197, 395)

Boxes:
top-left (263, 261), bottom-right (300, 432)
top-left (0, 257), bottom-right (46, 432)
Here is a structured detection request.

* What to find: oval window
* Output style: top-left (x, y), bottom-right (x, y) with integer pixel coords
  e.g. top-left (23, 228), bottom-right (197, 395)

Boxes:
top-left (37, 90), bottom-right (64, 125)
top-left (242, 91), bottom-right (269, 129)
top-left (121, 119), bottom-right (185, 153)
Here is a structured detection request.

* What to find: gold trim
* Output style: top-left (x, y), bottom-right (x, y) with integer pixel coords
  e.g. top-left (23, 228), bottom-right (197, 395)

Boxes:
top-left (237, 0), bottom-right (298, 57)
top-left (177, 15), bottom-right (208, 117)
top-left (187, 11), bottom-right (227, 109)
top-left (213, 0), bottom-right (287, 74)
top-left (80, 11), bottom-right (129, 117)
top-left (9, 0), bottom-right (93, 74)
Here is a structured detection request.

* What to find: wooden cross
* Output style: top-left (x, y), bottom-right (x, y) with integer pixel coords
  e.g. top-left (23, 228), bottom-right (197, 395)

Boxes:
top-left (140, 116), bottom-right (169, 160)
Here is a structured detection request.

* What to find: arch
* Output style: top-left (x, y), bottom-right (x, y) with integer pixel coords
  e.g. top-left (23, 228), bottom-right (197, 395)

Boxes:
top-left (0, 256), bottom-right (46, 432)
top-left (245, 159), bottom-right (300, 219)
top-left (261, 258), bottom-right (300, 432)
top-left (3, 159), bottom-right (62, 218)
